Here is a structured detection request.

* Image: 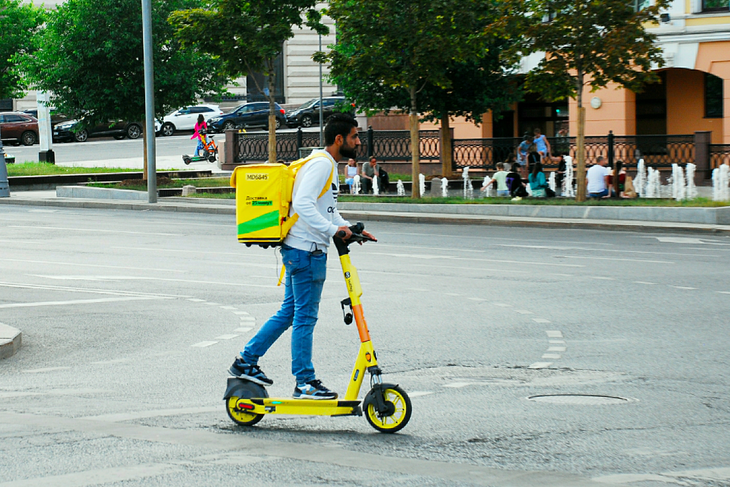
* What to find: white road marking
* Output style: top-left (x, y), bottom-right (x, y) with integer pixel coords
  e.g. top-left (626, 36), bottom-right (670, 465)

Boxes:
top-left (188, 298), bottom-right (206, 302)
top-left (556, 255), bottom-right (674, 264)
top-left (33, 274), bottom-right (280, 290)
top-left (671, 286), bottom-right (697, 290)
top-left (191, 341), bottom-right (218, 348)
top-left (549, 340), bottom-right (566, 344)
top-left (370, 252), bottom-right (585, 268)
top-left (634, 281), bottom-right (656, 285)
top-left (0, 258), bottom-right (186, 273)
top-left (9, 224), bottom-right (180, 236)
top-left (408, 391), bottom-right (436, 398)
top-left (546, 330), bottom-right (563, 338)
top-left (214, 334), bottom-right (239, 340)
top-left (548, 346), bottom-right (567, 352)
top-left (542, 354), bottom-right (561, 359)
top-left (493, 303), bottom-right (510, 307)
top-left (83, 406), bottom-right (220, 422)
top-left (233, 311), bottom-right (251, 315)
top-left (28, 209), bottom-right (59, 213)
top-left (468, 297), bottom-right (486, 301)
top-left (1, 281), bottom-right (187, 298)
top-left (655, 236), bottom-right (707, 244)
top-left (589, 276), bottom-right (616, 280)
top-left (90, 358), bottom-right (129, 365)
top-left (220, 306), bottom-right (238, 310)
top-left (718, 291), bottom-right (730, 295)
top-left (515, 310), bottom-right (533, 315)
top-left (22, 367), bottom-right (71, 373)
top-left (239, 317), bottom-right (256, 322)
top-left (444, 293), bottom-right (460, 296)
top-left (204, 302), bottom-right (221, 306)
top-left (234, 327), bottom-right (252, 333)
top-left (593, 466), bottom-right (730, 485)
top-left (443, 381), bottom-right (479, 388)
top-left (532, 318), bottom-right (551, 323)
top-left (0, 296), bottom-right (169, 309)
top-left (528, 362), bottom-right (552, 369)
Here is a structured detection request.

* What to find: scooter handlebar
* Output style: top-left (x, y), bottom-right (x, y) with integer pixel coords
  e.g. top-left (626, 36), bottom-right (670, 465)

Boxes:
top-left (335, 222), bottom-right (375, 243)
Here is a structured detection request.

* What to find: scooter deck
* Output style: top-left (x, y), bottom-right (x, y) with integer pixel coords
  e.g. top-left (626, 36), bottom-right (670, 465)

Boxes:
top-left (237, 397), bottom-right (361, 416)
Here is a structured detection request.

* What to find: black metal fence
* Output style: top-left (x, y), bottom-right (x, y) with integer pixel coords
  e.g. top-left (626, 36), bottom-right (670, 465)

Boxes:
top-left (710, 144), bottom-right (730, 169)
top-left (451, 133), bottom-right (696, 170)
top-left (233, 128), bottom-right (702, 170)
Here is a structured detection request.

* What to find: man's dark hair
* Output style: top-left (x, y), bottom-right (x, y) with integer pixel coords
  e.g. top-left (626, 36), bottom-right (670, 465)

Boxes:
top-left (324, 113), bottom-right (358, 146)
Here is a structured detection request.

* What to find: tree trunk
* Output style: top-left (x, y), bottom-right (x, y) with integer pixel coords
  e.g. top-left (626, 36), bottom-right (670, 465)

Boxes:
top-left (440, 112), bottom-right (453, 179)
top-left (409, 85), bottom-right (420, 199)
top-left (267, 68), bottom-right (277, 164)
top-left (576, 106), bottom-right (586, 202)
top-left (575, 72), bottom-right (586, 202)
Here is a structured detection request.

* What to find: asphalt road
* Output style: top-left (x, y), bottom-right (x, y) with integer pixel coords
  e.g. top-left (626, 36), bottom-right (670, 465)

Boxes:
top-left (1, 206), bottom-right (729, 486)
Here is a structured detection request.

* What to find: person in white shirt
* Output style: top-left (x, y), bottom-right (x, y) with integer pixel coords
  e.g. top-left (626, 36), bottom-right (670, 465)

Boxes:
top-left (586, 156), bottom-right (610, 198)
top-left (229, 113), bottom-right (375, 400)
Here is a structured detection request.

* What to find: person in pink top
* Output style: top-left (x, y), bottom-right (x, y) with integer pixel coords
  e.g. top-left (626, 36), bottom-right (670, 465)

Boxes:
top-left (191, 114), bottom-right (207, 157)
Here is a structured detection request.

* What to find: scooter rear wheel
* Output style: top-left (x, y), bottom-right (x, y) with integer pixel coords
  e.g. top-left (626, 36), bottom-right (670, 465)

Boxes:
top-left (225, 381), bottom-right (266, 426)
top-left (364, 384), bottom-right (411, 433)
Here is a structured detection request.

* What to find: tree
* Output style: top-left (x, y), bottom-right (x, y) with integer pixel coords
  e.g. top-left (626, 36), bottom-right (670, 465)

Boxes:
top-left (500, 0), bottom-right (670, 201)
top-left (19, 0), bottom-right (227, 178)
top-left (0, 0), bottom-right (44, 100)
top-left (327, 0), bottom-right (502, 197)
top-left (170, 0), bottom-right (327, 163)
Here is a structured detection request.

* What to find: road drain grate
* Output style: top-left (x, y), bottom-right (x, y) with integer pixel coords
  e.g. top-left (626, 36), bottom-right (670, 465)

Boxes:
top-left (527, 394), bottom-right (633, 405)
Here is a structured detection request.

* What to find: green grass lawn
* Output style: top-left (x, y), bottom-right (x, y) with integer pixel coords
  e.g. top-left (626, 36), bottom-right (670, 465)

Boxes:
top-left (6, 162), bottom-right (147, 177)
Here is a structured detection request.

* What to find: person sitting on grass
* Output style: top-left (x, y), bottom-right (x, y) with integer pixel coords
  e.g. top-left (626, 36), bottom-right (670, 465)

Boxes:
top-left (528, 162), bottom-right (554, 198)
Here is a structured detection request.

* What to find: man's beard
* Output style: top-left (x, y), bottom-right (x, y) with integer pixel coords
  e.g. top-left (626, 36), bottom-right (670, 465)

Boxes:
top-left (340, 143), bottom-right (358, 159)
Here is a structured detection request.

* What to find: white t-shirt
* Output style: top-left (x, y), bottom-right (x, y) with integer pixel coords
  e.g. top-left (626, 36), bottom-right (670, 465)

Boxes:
top-left (284, 150), bottom-right (350, 253)
top-left (587, 164), bottom-right (609, 193)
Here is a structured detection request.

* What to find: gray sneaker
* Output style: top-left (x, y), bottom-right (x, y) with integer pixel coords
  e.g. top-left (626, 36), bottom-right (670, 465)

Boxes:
top-left (293, 379), bottom-right (337, 400)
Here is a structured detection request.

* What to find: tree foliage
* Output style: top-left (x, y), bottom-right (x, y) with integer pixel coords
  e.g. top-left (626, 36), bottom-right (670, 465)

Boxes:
top-left (497, 0), bottom-right (671, 200)
top-left (326, 0), bottom-right (502, 195)
top-left (18, 0), bottom-right (228, 126)
top-left (170, 0), bottom-right (327, 162)
top-left (0, 0), bottom-right (44, 100)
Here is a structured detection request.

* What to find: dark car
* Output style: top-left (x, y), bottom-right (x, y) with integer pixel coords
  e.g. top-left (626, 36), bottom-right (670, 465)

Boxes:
top-left (0, 112), bottom-right (39, 146)
top-left (286, 96), bottom-right (355, 128)
top-left (207, 102), bottom-right (287, 132)
top-left (53, 120), bottom-right (142, 142)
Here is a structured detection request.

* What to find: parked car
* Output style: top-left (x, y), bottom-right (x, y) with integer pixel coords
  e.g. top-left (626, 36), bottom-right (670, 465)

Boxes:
top-left (286, 96), bottom-right (355, 128)
top-left (207, 102), bottom-right (287, 132)
top-left (155, 104), bottom-right (223, 136)
top-left (23, 109), bottom-right (70, 126)
top-left (0, 112), bottom-right (39, 146)
top-left (53, 120), bottom-right (142, 142)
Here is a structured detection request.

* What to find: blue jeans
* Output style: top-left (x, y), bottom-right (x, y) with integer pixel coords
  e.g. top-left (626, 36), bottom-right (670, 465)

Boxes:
top-left (242, 245), bottom-right (327, 384)
top-left (588, 189), bottom-right (609, 198)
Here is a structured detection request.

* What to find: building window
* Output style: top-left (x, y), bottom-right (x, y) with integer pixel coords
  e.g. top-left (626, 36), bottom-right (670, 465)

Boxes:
top-left (705, 73), bottom-right (724, 118)
top-left (702, 0), bottom-right (729, 12)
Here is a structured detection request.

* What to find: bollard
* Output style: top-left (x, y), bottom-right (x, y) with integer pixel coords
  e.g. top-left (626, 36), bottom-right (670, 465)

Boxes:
top-left (0, 136), bottom-right (9, 198)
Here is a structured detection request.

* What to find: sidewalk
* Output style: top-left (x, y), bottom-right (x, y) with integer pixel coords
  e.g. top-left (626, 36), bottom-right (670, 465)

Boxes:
top-left (1, 189), bottom-right (729, 233)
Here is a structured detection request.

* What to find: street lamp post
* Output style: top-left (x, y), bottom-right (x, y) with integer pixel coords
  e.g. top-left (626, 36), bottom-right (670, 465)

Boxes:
top-left (0, 128), bottom-right (9, 197)
top-left (141, 0), bottom-right (156, 203)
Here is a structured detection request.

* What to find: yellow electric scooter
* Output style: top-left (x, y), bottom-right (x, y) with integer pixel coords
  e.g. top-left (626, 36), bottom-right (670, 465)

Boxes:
top-left (224, 222), bottom-right (412, 433)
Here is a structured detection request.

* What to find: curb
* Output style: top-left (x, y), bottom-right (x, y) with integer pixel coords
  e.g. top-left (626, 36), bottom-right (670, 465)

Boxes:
top-left (0, 323), bottom-right (22, 360)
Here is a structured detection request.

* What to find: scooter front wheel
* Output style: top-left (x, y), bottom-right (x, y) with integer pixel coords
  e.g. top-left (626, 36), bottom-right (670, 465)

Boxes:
top-left (363, 384), bottom-right (412, 433)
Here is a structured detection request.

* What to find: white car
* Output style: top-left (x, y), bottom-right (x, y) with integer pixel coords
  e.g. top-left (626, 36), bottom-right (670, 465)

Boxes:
top-left (155, 104), bottom-right (223, 136)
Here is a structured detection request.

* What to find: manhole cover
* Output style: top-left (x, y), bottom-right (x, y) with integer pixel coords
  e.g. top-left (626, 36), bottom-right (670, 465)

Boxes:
top-left (527, 394), bottom-right (633, 405)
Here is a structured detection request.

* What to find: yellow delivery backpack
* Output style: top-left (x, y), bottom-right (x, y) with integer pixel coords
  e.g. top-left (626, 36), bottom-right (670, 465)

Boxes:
top-left (230, 153), bottom-right (334, 248)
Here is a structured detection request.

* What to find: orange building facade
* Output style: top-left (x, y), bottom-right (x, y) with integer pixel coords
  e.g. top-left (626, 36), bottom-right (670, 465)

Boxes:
top-left (420, 1), bottom-right (730, 145)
